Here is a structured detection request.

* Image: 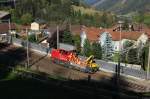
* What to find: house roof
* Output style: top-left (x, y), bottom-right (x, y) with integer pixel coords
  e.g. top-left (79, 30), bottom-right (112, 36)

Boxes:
top-left (0, 11), bottom-right (9, 19)
top-left (0, 23), bottom-right (16, 34)
top-left (71, 25), bottom-right (105, 42)
top-left (71, 25), bottom-right (150, 42)
top-left (105, 29), bottom-right (143, 41)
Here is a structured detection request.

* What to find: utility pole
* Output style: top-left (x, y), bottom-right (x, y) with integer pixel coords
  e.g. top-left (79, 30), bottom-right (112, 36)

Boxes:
top-left (8, 19), bottom-right (11, 43)
top-left (118, 21), bottom-right (123, 77)
top-left (8, 19), bottom-right (11, 34)
top-left (26, 28), bottom-right (29, 68)
top-left (57, 26), bottom-right (59, 49)
top-left (147, 42), bottom-right (150, 80)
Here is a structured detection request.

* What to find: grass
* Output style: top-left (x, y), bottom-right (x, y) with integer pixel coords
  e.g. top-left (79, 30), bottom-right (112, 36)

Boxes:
top-left (112, 53), bottom-right (119, 62)
top-left (3, 71), bottom-right (17, 80)
top-left (0, 66), bottom-right (147, 99)
top-left (2, 66), bottom-right (66, 81)
top-left (0, 66), bottom-right (90, 99)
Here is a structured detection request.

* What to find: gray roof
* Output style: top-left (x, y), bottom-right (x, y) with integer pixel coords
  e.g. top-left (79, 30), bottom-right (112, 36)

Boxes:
top-left (0, 11), bottom-right (9, 19)
top-left (59, 43), bottom-right (76, 51)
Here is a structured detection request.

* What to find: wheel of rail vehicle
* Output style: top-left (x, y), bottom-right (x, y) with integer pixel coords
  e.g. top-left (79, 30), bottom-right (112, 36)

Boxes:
top-left (51, 58), bottom-right (56, 63)
top-left (92, 67), bottom-right (99, 72)
top-left (85, 67), bottom-right (94, 73)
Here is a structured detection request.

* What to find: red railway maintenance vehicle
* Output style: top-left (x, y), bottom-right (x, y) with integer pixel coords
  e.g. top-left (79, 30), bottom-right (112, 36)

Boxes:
top-left (51, 48), bottom-right (100, 73)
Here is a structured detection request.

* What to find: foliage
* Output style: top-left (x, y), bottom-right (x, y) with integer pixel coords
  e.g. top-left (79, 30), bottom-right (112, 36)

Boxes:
top-left (81, 40), bottom-right (102, 58)
top-left (62, 31), bottom-right (74, 45)
top-left (92, 42), bottom-right (102, 59)
top-left (86, 0), bottom-right (150, 14)
top-left (82, 39), bottom-right (92, 57)
top-left (143, 14), bottom-right (150, 28)
top-left (28, 34), bottom-right (37, 43)
top-left (73, 35), bottom-right (81, 54)
top-left (9, 9), bottom-right (21, 24)
top-left (6, 0), bottom-right (116, 27)
top-left (113, 53), bottom-right (119, 62)
top-left (123, 40), bottom-right (134, 49)
top-left (72, 8), bottom-right (116, 27)
top-left (15, 0), bottom-right (72, 24)
top-left (134, 12), bottom-right (150, 28)
top-left (21, 13), bottom-right (33, 25)
top-left (135, 11), bottom-right (145, 24)
top-left (127, 48), bottom-right (139, 64)
top-left (100, 12), bottom-right (110, 28)
top-left (102, 33), bottom-right (113, 60)
top-left (141, 43), bottom-right (149, 70)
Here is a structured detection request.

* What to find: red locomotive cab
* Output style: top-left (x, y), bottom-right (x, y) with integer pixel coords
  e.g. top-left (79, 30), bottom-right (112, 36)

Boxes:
top-left (51, 49), bottom-right (70, 62)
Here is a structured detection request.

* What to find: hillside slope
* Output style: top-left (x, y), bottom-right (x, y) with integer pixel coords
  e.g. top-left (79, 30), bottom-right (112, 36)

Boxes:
top-left (83, 0), bottom-right (150, 14)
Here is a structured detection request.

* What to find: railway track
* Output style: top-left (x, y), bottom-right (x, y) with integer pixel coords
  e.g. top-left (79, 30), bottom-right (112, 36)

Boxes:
top-left (0, 43), bottom-right (150, 93)
top-left (15, 70), bottom-right (139, 99)
top-left (120, 81), bottom-right (150, 92)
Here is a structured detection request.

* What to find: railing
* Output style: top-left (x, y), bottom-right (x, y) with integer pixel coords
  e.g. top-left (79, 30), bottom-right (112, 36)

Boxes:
top-left (12, 37), bottom-right (49, 54)
top-left (80, 56), bottom-right (149, 80)
top-left (2, 36), bottom-right (149, 80)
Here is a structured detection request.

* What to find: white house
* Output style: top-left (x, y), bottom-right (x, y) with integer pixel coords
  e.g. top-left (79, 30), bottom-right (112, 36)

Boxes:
top-left (112, 39), bottom-right (134, 52)
top-left (31, 22), bottom-right (40, 31)
top-left (98, 31), bottom-right (143, 53)
top-left (136, 33), bottom-right (148, 47)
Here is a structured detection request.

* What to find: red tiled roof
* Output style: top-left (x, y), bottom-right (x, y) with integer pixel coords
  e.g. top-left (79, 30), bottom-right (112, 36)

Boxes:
top-left (71, 25), bottom-right (105, 42)
top-left (71, 25), bottom-right (150, 42)
top-left (0, 23), bottom-right (16, 33)
top-left (105, 29), bottom-right (143, 41)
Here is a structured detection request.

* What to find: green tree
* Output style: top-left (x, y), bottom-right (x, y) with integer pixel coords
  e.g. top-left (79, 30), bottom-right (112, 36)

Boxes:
top-left (137, 11), bottom-right (144, 24)
top-left (28, 34), bottom-right (37, 43)
top-left (92, 42), bottom-right (102, 59)
top-left (62, 31), bottom-right (73, 45)
top-left (134, 11), bottom-right (145, 31)
top-left (127, 48), bottom-right (139, 64)
top-left (73, 35), bottom-right (81, 54)
top-left (21, 13), bottom-right (33, 25)
top-left (141, 43), bottom-right (149, 70)
top-left (100, 12), bottom-right (109, 28)
top-left (83, 39), bottom-right (92, 57)
top-left (9, 9), bottom-right (21, 24)
top-left (123, 40), bottom-right (134, 49)
top-left (102, 33), bottom-right (113, 60)
top-left (122, 40), bottom-right (134, 63)
top-left (144, 14), bottom-right (150, 28)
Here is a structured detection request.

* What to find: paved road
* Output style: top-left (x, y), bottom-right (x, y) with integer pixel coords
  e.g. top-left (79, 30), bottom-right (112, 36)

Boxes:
top-left (79, 56), bottom-right (149, 80)
top-left (97, 60), bottom-right (148, 80)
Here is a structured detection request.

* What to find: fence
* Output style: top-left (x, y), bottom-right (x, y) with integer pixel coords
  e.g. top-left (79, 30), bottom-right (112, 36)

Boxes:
top-left (2, 36), bottom-right (150, 80)
top-left (79, 56), bottom-right (150, 80)
top-left (12, 37), bottom-right (49, 54)
top-left (98, 59), bottom-right (149, 80)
